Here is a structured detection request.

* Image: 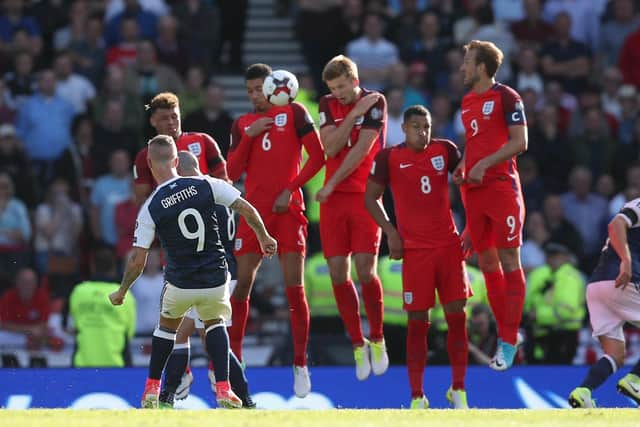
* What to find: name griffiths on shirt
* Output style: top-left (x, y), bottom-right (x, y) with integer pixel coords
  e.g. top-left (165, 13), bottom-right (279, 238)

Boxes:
top-left (161, 185), bottom-right (198, 208)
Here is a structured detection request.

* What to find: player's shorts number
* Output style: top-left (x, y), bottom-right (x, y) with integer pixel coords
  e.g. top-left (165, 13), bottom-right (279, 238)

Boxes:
top-left (506, 215), bottom-right (516, 235)
top-left (225, 206), bottom-right (236, 242)
top-left (470, 119), bottom-right (479, 136)
top-left (420, 176), bottom-right (431, 194)
top-left (178, 208), bottom-right (205, 252)
top-left (262, 133), bottom-right (271, 151)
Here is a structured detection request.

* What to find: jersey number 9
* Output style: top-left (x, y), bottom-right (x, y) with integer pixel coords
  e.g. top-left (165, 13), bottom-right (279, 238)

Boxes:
top-left (178, 208), bottom-right (205, 252)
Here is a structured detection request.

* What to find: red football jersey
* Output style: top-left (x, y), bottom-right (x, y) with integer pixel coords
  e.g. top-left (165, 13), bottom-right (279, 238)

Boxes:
top-left (228, 102), bottom-right (323, 209)
top-left (319, 90), bottom-right (387, 193)
top-left (460, 83), bottom-right (526, 185)
top-left (370, 139), bottom-right (461, 249)
top-left (133, 132), bottom-right (226, 187)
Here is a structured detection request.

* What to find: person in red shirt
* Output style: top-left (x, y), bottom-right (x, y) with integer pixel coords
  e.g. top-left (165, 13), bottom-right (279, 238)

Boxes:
top-left (453, 40), bottom-right (528, 371)
top-left (365, 105), bottom-right (471, 409)
top-left (0, 268), bottom-right (50, 349)
top-left (315, 55), bottom-right (389, 380)
top-left (133, 92), bottom-right (228, 204)
top-left (226, 63), bottom-right (324, 398)
top-left (618, 27), bottom-right (640, 88)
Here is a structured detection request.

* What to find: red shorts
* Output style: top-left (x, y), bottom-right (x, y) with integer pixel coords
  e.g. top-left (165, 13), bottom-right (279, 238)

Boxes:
top-left (319, 192), bottom-right (381, 258)
top-left (461, 179), bottom-right (525, 253)
top-left (402, 244), bottom-right (472, 311)
top-left (234, 206), bottom-right (308, 256)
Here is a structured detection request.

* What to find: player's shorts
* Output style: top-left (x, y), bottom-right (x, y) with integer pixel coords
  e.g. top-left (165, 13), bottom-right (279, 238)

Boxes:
top-left (160, 280), bottom-right (231, 323)
top-left (586, 280), bottom-right (640, 341)
top-left (234, 205), bottom-right (308, 256)
top-left (402, 244), bottom-right (472, 311)
top-left (320, 192), bottom-right (381, 258)
top-left (461, 178), bottom-right (525, 252)
top-left (186, 280), bottom-right (237, 328)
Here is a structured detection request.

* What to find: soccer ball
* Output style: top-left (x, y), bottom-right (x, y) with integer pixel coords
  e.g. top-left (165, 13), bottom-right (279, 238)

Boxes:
top-left (262, 69), bottom-right (299, 106)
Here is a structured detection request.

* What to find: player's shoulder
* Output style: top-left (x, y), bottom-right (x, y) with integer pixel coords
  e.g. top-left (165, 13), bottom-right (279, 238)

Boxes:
top-left (135, 146), bottom-right (149, 161)
top-left (377, 143), bottom-right (405, 160)
top-left (431, 138), bottom-right (458, 151)
top-left (493, 82), bottom-right (521, 99)
top-left (622, 198), bottom-right (640, 210)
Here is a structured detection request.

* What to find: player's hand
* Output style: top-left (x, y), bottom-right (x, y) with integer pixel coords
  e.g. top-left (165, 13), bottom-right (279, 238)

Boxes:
top-left (259, 234), bottom-right (278, 258)
top-left (246, 117), bottom-right (273, 137)
top-left (351, 93), bottom-right (381, 118)
top-left (615, 258), bottom-right (632, 290)
top-left (461, 228), bottom-right (473, 259)
top-left (109, 289), bottom-right (126, 306)
top-left (272, 189), bottom-right (292, 213)
top-left (387, 228), bottom-right (404, 260)
top-left (467, 161), bottom-right (487, 184)
top-left (452, 162), bottom-right (465, 185)
top-left (315, 184), bottom-right (334, 203)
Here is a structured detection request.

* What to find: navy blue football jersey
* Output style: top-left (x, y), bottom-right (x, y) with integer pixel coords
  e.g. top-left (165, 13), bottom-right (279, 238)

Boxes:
top-left (214, 204), bottom-right (237, 280)
top-left (134, 175), bottom-right (241, 289)
top-left (590, 198), bottom-right (640, 288)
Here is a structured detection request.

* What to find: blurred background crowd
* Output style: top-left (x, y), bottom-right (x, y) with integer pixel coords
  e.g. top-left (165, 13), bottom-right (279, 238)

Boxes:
top-left (0, 0), bottom-right (640, 369)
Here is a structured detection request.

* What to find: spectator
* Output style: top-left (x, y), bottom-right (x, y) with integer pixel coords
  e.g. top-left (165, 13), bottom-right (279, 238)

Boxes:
top-left (467, 304), bottom-right (498, 365)
top-left (601, 66), bottom-right (624, 120)
top-left (54, 51), bottom-right (97, 115)
top-left (595, 174), bottom-right (616, 201)
top-left (0, 173), bottom-right (30, 287)
top-left (385, 87), bottom-right (404, 147)
top-left (183, 82), bottom-right (234, 159)
top-left (218, 0), bottom-right (248, 72)
top-left (130, 247), bottom-right (163, 335)
top-left (386, 0), bottom-right (421, 55)
top-left (452, 0), bottom-right (486, 46)
top-left (105, 16), bottom-right (140, 67)
top-left (617, 84), bottom-right (639, 146)
top-left (92, 65), bottom-right (144, 134)
top-left (93, 99), bottom-right (140, 173)
top-left (430, 93), bottom-right (457, 143)
top-left (0, 0), bottom-right (42, 57)
top-left (178, 65), bottom-right (205, 119)
top-left (514, 46), bottom-right (544, 95)
top-left (346, 12), bottom-right (399, 91)
top-left (53, 0), bottom-right (89, 52)
top-left (510, 0), bottom-right (553, 50)
top-left (561, 166), bottom-right (609, 270)
top-left (0, 268), bottom-right (51, 349)
top-left (69, 247), bottom-right (136, 367)
top-left (34, 178), bottom-right (83, 275)
top-left (542, 194), bottom-right (584, 263)
top-left (403, 10), bottom-right (450, 90)
top-left (386, 62), bottom-right (429, 109)
top-left (542, 0), bottom-right (607, 50)
top-left (468, 5), bottom-right (516, 82)
top-left (540, 12), bottom-right (591, 95)
top-left (90, 149), bottom-right (132, 247)
top-left (171, 0), bottom-right (221, 74)
top-left (599, 0), bottom-right (640, 67)
top-left (4, 50), bottom-right (36, 109)
top-left (519, 154), bottom-right (546, 212)
top-left (0, 74), bottom-right (15, 124)
top-left (525, 242), bottom-right (585, 364)
top-left (570, 107), bottom-right (615, 180)
top-left (105, 0), bottom-right (169, 21)
top-left (521, 211), bottom-right (550, 273)
top-left (105, 0), bottom-right (158, 47)
top-left (68, 13), bottom-right (106, 87)
top-left (0, 123), bottom-right (38, 207)
top-left (618, 25), bottom-right (640, 88)
top-left (154, 14), bottom-right (188, 76)
top-left (16, 69), bottom-right (75, 188)
top-left (613, 119), bottom-right (640, 189)
top-left (114, 182), bottom-right (137, 263)
top-left (567, 84), bottom-right (617, 140)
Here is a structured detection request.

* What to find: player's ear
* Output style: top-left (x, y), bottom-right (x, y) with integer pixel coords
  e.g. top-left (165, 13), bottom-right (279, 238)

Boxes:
top-left (353, 77), bottom-right (359, 87)
top-left (401, 122), bottom-right (407, 134)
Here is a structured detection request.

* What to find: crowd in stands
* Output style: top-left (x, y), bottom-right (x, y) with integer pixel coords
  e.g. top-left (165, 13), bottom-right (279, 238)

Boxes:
top-left (1, 0), bottom-right (640, 367)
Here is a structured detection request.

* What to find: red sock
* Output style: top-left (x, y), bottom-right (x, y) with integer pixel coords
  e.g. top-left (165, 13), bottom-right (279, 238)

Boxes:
top-left (186, 365), bottom-right (192, 374)
top-left (361, 276), bottom-right (384, 342)
top-left (483, 269), bottom-right (506, 339)
top-left (285, 285), bottom-right (310, 366)
top-left (407, 319), bottom-right (429, 398)
top-left (445, 311), bottom-right (468, 390)
top-left (207, 360), bottom-right (213, 371)
top-left (332, 280), bottom-right (365, 346)
top-left (228, 296), bottom-right (249, 362)
top-left (503, 269), bottom-right (526, 345)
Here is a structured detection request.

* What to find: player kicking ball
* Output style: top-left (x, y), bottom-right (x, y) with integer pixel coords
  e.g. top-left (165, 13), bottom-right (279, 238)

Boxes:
top-left (365, 105), bottom-right (471, 409)
top-left (569, 199), bottom-right (640, 408)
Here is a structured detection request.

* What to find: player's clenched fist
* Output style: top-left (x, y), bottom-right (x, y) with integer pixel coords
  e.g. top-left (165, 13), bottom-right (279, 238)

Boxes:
top-left (259, 235), bottom-right (278, 257)
top-left (109, 289), bottom-right (126, 306)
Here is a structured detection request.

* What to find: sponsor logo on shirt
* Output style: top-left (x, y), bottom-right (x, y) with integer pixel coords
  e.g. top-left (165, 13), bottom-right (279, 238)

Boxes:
top-left (431, 155), bottom-right (445, 171)
top-left (188, 142), bottom-right (202, 156)
top-left (482, 101), bottom-right (494, 115)
top-left (275, 113), bottom-right (288, 127)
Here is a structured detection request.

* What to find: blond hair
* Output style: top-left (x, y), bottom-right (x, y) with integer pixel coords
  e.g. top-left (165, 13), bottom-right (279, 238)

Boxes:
top-left (147, 134), bottom-right (177, 164)
top-left (322, 55), bottom-right (359, 82)
top-left (146, 92), bottom-right (179, 113)
top-left (463, 40), bottom-right (504, 79)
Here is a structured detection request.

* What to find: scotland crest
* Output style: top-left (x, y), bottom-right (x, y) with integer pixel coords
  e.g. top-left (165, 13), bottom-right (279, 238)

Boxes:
top-left (482, 101), bottom-right (494, 115)
top-left (431, 155), bottom-right (445, 171)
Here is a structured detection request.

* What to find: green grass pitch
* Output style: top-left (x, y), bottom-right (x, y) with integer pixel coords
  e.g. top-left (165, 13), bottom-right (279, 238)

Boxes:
top-left (1, 409), bottom-right (638, 427)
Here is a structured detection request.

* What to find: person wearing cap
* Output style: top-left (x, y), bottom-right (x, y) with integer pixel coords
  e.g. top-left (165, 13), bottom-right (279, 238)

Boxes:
top-left (525, 242), bottom-right (585, 364)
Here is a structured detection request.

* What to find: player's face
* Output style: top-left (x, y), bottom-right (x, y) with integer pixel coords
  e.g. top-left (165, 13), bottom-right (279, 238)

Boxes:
top-left (461, 49), bottom-right (481, 88)
top-left (150, 106), bottom-right (181, 139)
top-left (326, 75), bottom-right (358, 104)
top-left (402, 114), bottom-right (431, 151)
top-left (246, 78), bottom-right (270, 112)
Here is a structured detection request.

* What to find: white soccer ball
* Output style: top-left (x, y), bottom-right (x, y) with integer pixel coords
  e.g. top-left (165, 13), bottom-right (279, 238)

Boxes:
top-left (262, 69), bottom-right (299, 106)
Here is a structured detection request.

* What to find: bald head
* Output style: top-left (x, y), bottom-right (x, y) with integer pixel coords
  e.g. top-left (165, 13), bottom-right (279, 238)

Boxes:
top-left (177, 150), bottom-right (201, 176)
top-left (148, 134), bottom-right (177, 167)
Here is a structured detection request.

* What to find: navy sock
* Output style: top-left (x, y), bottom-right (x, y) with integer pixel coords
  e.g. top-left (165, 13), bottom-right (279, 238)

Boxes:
top-left (163, 342), bottom-right (190, 393)
top-left (206, 323), bottom-right (230, 383)
top-left (149, 327), bottom-right (176, 380)
top-left (229, 350), bottom-right (249, 397)
top-left (631, 359), bottom-right (640, 376)
top-left (580, 355), bottom-right (616, 391)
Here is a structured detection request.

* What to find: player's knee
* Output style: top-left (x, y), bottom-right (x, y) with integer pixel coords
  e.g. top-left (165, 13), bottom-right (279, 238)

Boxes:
top-left (478, 250), bottom-right (500, 272)
top-left (443, 299), bottom-right (466, 314)
top-left (498, 248), bottom-right (521, 271)
top-left (232, 282), bottom-right (252, 300)
top-left (408, 310), bottom-right (429, 321)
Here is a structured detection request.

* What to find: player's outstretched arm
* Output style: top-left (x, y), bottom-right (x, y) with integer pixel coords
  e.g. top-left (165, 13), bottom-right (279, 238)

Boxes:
top-left (110, 247), bottom-right (149, 305)
top-left (467, 125), bottom-right (527, 184)
top-left (364, 179), bottom-right (403, 259)
top-left (608, 215), bottom-right (632, 289)
top-left (230, 197), bottom-right (277, 257)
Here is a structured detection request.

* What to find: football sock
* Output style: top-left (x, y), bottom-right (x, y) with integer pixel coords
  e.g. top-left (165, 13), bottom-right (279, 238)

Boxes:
top-left (581, 355), bottom-right (617, 390)
top-left (228, 295), bottom-right (249, 362)
top-left (631, 358), bottom-right (640, 376)
top-left (163, 341), bottom-right (190, 393)
top-left (483, 269), bottom-right (507, 339)
top-left (445, 311), bottom-right (468, 390)
top-left (362, 276), bottom-right (384, 342)
top-left (229, 349), bottom-right (249, 398)
top-left (407, 319), bottom-right (429, 398)
top-left (285, 285), bottom-right (310, 367)
top-left (503, 268), bottom-right (526, 345)
top-left (332, 280), bottom-right (365, 347)
top-left (206, 323), bottom-right (230, 383)
top-left (149, 326), bottom-right (176, 380)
